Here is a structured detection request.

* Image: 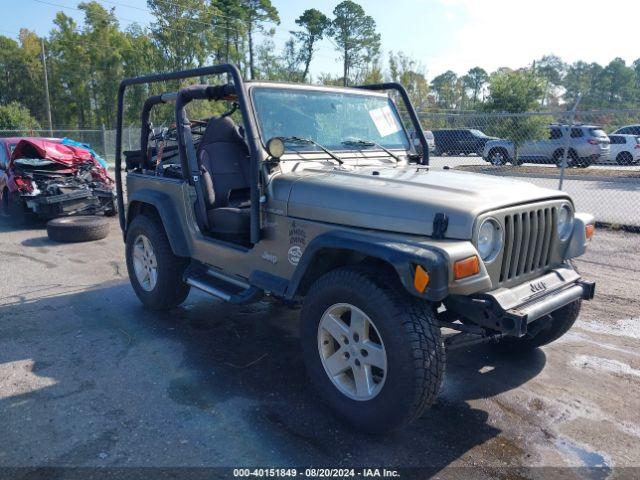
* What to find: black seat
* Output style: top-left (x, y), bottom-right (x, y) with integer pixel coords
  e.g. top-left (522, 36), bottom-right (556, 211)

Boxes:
top-left (196, 116), bottom-right (251, 240)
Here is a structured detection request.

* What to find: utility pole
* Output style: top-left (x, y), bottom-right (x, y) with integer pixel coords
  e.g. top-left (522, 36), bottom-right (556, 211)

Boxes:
top-left (41, 38), bottom-right (53, 137)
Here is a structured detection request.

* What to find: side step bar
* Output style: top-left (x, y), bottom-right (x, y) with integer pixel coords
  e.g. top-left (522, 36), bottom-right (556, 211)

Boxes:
top-left (184, 266), bottom-right (263, 304)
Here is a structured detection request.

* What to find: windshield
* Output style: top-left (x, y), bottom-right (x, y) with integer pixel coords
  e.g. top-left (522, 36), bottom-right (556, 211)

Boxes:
top-left (251, 87), bottom-right (410, 152)
top-left (470, 129), bottom-right (487, 137)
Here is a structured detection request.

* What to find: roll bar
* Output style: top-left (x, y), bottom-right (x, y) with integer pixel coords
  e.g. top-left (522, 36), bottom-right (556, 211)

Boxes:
top-left (115, 64), bottom-right (263, 244)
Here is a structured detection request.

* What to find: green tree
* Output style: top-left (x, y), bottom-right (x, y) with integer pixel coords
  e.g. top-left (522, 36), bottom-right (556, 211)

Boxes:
top-left (0, 35), bottom-right (40, 120)
top-left (329, 0), bottom-right (380, 86)
top-left (121, 25), bottom-right (162, 124)
top-left (292, 8), bottom-right (331, 82)
top-left (388, 51), bottom-right (429, 111)
top-left (48, 13), bottom-right (93, 126)
top-left (0, 101), bottom-right (40, 129)
top-left (534, 55), bottom-right (565, 106)
top-left (462, 67), bottom-right (488, 106)
top-left (633, 58), bottom-right (640, 90)
top-left (147, 0), bottom-right (213, 71)
top-left (430, 70), bottom-right (458, 109)
top-left (241, 0), bottom-right (280, 80)
top-left (600, 57), bottom-right (636, 107)
top-left (483, 69), bottom-right (548, 163)
top-left (214, 0), bottom-right (245, 68)
top-left (79, 2), bottom-right (130, 126)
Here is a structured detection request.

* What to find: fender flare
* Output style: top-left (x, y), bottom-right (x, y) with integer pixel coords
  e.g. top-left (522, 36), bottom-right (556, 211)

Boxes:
top-left (284, 230), bottom-right (449, 301)
top-left (126, 189), bottom-right (190, 257)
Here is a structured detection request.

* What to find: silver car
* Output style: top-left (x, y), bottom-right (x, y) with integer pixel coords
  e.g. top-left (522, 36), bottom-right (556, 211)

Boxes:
top-left (483, 124), bottom-right (610, 167)
top-left (411, 129), bottom-right (436, 155)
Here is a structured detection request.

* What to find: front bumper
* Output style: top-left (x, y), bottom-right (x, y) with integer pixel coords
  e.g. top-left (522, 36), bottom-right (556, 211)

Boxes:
top-left (445, 265), bottom-right (595, 337)
top-left (23, 189), bottom-right (115, 218)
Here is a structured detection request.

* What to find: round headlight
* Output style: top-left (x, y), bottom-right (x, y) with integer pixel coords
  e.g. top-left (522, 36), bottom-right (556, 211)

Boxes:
top-left (557, 205), bottom-right (574, 241)
top-left (477, 219), bottom-right (502, 261)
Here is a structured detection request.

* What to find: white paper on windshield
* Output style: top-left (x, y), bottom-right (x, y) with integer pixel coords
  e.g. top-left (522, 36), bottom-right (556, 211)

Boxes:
top-left (369, 105), bottom-right (401, 137)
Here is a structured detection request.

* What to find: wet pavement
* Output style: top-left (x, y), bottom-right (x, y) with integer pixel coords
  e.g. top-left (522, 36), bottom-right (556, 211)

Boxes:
top-left (0, 218), bottom-right (638, 477)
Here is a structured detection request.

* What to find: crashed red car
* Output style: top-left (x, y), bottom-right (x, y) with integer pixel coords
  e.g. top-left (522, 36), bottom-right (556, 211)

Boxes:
top-left (0, 137), bottom-right (116, 220)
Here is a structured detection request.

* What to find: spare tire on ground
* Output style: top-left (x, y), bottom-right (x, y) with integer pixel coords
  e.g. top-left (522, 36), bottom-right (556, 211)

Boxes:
top-left (47, 216), bottom-right (110, 243)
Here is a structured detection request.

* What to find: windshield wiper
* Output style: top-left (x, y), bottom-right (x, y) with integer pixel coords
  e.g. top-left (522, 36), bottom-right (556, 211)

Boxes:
top-left (341, 138), bottom-right (402, 163)
top-left (280, 136), bottom-right (344, 165)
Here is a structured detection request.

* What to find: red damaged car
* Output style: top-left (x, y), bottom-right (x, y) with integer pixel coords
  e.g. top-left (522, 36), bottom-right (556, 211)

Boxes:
top-left (0, 137), bottom-right (116, 220)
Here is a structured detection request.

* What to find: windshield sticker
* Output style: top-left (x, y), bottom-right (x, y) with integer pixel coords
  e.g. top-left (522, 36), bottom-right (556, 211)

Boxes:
top-left (369, 105), bottom-right (401, 137)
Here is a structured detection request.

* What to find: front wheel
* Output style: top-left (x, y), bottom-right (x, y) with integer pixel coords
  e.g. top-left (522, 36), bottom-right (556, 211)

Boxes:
top-left (497, 299), bottom-right (581, 351)
top-left (487, 148), bottom-right (508, 166)
top-left (125, 214), bottom-right (190, 310)
top-left (300, 267), bottom-right (445, 433)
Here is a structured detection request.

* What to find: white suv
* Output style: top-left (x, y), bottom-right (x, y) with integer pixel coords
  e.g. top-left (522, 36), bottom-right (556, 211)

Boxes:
top-left (483, 124), bottom-right (610, 167)
top-left (608, 134), bottom-right (640, 165)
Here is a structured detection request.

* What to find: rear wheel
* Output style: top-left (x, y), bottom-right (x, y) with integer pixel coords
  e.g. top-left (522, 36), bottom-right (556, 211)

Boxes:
top-left (616, 151), bottom-right (634, 166)
top-left (300, 267), bottom-right (445, 433)
top-left (496, 299), bottom-right (581, 351)
top-left (568, 149), bottom-right (580, 167)
top-left (488, 148), bottom-right (508, 166)
top-left (125, 214), bottom-right (190, 310)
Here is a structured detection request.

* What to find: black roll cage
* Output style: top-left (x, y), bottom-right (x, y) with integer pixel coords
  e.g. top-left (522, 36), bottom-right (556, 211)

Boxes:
top-left (115, 64), bottom-right (263, 244)
top-left (115, 66), bottom-right (429, 246)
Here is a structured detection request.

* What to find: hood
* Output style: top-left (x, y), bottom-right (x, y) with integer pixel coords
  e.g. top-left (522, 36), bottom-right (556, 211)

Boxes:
top-left (10, 138), bottom-right (112, 185)
top-left (274, 166), bottom-right (570, 239)
top-left (11, 138), bottom-right (93, 166)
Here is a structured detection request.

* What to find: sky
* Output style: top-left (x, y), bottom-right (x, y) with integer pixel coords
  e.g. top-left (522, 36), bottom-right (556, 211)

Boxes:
top-left (3, 0), bottom-right (639, 79)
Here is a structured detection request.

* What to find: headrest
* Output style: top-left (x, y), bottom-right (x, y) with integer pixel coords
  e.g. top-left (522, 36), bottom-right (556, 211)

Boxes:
top-left (200, 116), bottom-right (246, 146)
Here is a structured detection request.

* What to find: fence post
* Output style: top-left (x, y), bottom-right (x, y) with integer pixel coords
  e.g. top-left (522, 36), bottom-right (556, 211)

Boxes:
top-left (558, 94), bottom-right (582, 191)
top-left (101, 124), bottom-right (108, 161)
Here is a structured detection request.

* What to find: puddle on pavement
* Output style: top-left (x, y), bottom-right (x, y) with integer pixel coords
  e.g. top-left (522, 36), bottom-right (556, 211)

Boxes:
top-left (556, 439), bottom-right (611, 480)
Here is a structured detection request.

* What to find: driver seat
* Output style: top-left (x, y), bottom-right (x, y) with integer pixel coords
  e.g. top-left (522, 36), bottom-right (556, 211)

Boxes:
top-left (196, 116), bottom-right (251, 242)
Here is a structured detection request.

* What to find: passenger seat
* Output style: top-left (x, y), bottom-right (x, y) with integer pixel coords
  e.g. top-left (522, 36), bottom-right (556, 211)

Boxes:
top-left (196, 116), bottom-right (251, 241)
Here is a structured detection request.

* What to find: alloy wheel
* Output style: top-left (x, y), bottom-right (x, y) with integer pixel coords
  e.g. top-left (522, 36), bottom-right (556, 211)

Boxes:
top-left (317, 303), bottom-right (387, 401)
top-left (132, 234), bottom-right (158, 292)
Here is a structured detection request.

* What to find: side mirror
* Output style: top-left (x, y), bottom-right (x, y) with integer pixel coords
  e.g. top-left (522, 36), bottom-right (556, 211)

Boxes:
top-left (266, 137), bottom-right (285, 159)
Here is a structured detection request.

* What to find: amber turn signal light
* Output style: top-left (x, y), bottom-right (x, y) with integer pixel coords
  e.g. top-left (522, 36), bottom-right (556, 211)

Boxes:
top-left (413, 265), bottom-right (430, 293)
top-left (585, 224), bottom-right (595, 240)
top-left (454, 256), bottom-right (480, 280)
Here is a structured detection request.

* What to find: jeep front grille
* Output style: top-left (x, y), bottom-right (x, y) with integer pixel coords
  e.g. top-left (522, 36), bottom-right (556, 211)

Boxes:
top-left (499, 206), bottom-right (557, 283)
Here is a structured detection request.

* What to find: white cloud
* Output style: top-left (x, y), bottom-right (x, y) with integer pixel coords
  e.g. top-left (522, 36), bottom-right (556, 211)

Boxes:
top-left (428, 0), bottom-right (638, 75)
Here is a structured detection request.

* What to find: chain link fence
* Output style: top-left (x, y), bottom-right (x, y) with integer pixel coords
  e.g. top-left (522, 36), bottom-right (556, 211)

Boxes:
top-left (3, 110), bottom-right (640, 236)
top-left (414, 109), bottom-right (640, 238)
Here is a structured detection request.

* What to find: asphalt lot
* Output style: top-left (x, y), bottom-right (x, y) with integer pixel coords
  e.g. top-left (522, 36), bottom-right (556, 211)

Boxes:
top-left (0, 217), bottom-right (639, 477)
top-left (429, 155), bottom-right (640, 227)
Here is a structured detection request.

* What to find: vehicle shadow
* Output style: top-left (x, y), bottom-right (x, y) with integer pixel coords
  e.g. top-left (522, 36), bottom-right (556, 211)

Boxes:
top-left (0, 281), bottom-right (545, 470)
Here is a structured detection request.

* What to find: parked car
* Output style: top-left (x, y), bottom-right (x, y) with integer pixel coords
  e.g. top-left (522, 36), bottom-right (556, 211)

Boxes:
top-left (115, 65), bottom-right (596, 433)
top-left (0, 137), bottom-right (116, 221)
top-left (607, 134), bottom-right (640, 165)
top-left (482, 124), bottom-right (610, 167)
top-left (410, 129), bottom-right (436, 155)
top-left (611, 124), bottom-right (640, 136)
top-left (432, 128), bottom-right (498, 156)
